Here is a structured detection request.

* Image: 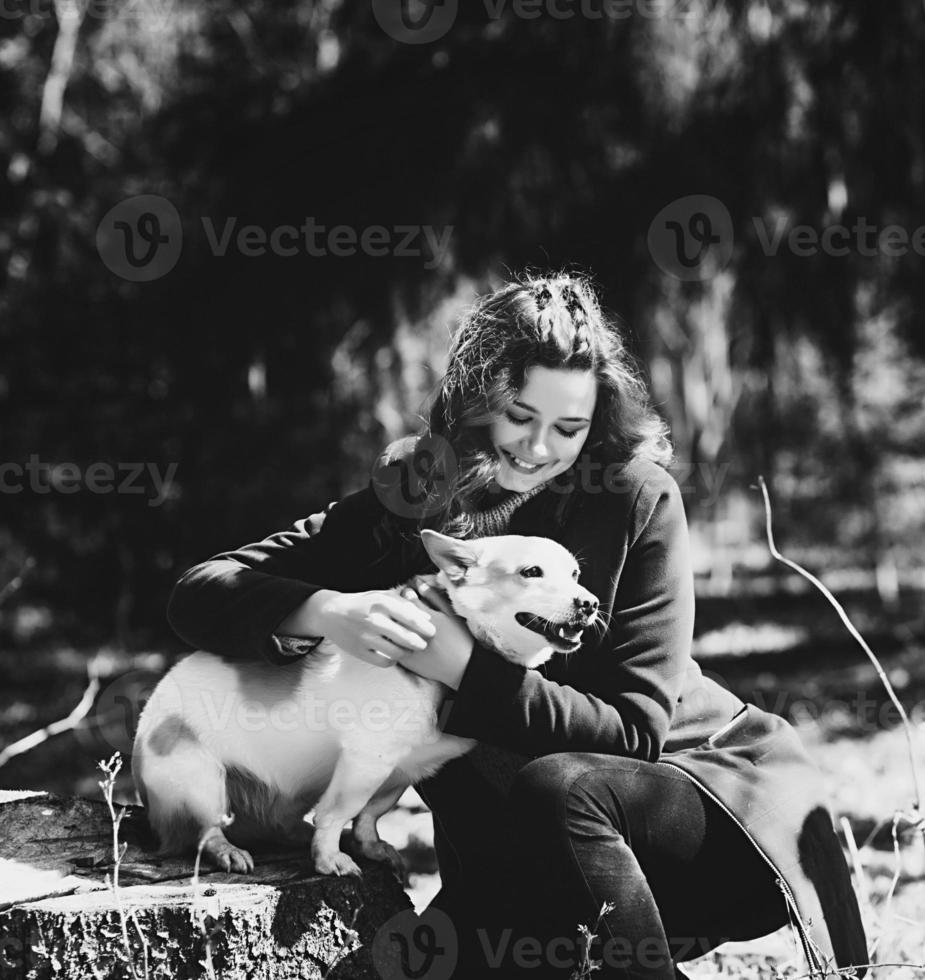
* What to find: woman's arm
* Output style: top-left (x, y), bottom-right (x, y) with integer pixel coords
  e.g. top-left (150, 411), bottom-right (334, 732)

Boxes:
top-left (167, 485), bottom-right (407, 664)
top-left (436, 469), bottom-right (694, 762)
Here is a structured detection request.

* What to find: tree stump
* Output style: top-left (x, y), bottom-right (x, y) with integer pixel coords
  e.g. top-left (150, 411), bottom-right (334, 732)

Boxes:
top-left (0, 791), bottom-right (412, 979)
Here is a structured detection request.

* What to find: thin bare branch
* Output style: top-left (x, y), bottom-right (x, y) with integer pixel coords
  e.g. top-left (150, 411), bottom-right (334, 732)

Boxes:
top-left (99, 752), bottom-right (149, 980)
top-left (755, 475), bottom-right (923, 817)
top-left (191, 820), bottom-right (231, 980)
top-left (38, 0), bottom-right (91, 154)
top-left (839, 816), bottom-right (870, 913)
top-left (0, 654), bottom-right (102, 769)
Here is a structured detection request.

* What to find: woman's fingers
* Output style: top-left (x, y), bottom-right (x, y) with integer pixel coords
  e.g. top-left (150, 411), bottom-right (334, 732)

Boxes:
top-left (397, 587), bottom-right (430, 612)
top-left (376, 595), bottom-right (436, 641)
top-left (366, 612), bottom-right (429, 652)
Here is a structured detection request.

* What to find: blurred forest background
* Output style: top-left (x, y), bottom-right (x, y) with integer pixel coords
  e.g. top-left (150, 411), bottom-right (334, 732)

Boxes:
top-left (1, 0), bottom-right (925, 969)
top-left (3, 0), bottom-right (925, 650)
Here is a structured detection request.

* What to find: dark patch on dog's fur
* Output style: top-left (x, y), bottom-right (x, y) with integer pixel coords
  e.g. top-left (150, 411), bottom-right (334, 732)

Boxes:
top-left (225, 766), bottom-right (315, 842)
top-left (148, 805), bottom-right (202, 856)
top-left (147, 713), bottom-right (199, 756)
top-left (139, 757), bottom-right (316, 858)
top-left (225, 766), bottom-right (280, 831)
top-left (142, 765), bottom-right (257, 857)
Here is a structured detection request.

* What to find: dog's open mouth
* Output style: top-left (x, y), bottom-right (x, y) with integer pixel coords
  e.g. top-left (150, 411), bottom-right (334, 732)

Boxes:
top-left (515, 612), bottom-right (586, 652)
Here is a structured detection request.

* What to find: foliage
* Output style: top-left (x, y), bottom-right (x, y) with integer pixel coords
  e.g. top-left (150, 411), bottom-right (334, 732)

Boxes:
top-left (2, 0), bottom-right (925, 644)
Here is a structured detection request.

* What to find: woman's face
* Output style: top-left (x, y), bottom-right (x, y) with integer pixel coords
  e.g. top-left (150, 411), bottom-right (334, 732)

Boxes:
top-left (489, 365), bottom-right (598, 491)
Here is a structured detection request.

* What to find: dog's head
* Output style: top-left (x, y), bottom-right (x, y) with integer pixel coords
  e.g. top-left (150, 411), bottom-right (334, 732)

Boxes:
top-left (420, 529), bottom-right (599, 669)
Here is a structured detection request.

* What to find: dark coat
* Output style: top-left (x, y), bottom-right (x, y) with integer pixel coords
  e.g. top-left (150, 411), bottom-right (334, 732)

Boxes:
top-left (167, 440), bottom-right (868, 979)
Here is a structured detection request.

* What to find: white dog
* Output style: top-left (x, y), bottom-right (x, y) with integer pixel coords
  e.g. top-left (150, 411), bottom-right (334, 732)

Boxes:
top-left (132, 530), bottom-right (599, 876)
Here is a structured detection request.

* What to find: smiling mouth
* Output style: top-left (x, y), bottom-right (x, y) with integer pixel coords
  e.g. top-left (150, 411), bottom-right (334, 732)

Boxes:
top-left (515, 612), bottom-right (585, 652)
top-left (502, 450), bottom-right (548, 474)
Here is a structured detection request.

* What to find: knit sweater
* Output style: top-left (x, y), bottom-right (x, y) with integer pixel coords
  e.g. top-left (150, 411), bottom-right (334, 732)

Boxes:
top-left (466, 480), bottom-right (549, 538)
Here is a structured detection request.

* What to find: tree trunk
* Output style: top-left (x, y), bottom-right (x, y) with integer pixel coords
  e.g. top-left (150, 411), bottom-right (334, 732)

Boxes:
top-left (0, 792), bottom-right (411, 979)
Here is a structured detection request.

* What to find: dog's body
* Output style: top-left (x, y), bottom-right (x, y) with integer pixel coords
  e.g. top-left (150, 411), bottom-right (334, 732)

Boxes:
top-left (133, 530), bottom-right (598, 876)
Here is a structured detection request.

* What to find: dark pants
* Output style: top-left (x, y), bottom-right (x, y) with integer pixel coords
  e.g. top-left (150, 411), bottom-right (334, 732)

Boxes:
top-left (418, 751), bottom-right (791, 980)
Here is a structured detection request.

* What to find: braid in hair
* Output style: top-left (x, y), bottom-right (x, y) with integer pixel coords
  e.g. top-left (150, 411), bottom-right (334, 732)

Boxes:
top-left (562, 282), bottom-right (583, 318)
top-left (560, 281), bottom-right (592, 356)
top-left (533, 283), bottom-right (553, 310)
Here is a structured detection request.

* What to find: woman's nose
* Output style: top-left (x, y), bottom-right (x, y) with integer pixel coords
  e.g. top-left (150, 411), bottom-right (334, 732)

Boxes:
top-left (525, 426), bottom-right (551, 459)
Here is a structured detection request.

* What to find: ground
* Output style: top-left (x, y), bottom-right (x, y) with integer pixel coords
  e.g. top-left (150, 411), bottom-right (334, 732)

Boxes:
top-left (1, 574), bottom-right (924, 977)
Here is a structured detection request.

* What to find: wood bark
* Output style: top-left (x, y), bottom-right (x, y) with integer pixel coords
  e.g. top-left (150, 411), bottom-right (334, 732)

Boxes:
top-left (0, 792), bottom-right (411, 979)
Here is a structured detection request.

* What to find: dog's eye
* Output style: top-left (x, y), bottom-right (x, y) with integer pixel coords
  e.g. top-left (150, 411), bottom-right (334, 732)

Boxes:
top-left (520, 566), bottom-right (544, 578)
top-left (571, 569), bottom-right (579, 580)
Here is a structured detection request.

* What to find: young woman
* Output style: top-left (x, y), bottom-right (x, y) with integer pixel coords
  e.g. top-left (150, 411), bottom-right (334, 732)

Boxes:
top-left (167, 274), bottom-right (868, 979)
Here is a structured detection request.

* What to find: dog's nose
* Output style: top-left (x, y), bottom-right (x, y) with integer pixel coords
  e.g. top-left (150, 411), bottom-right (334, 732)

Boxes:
top-left (574, 597), bottom-right (598, 617)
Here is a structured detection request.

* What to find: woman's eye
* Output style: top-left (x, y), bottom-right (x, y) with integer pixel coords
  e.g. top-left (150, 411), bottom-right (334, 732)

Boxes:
top-left (505, 411), bottom-right (582, 439)
top-left (520, 566), bottom-right (544, 578)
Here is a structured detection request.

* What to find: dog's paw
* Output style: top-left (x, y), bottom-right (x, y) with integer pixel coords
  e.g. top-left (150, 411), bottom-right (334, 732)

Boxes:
top-left (203, 837), bottom-right (254, 874)
top-left (314, 850), bottom-right (362, 877)
top-left (354, 839), bottom-right (404, 873)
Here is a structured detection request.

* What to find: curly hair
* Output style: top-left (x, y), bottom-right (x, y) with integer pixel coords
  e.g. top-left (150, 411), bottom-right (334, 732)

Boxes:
top-left (402, 271), bottom-right (672, 539)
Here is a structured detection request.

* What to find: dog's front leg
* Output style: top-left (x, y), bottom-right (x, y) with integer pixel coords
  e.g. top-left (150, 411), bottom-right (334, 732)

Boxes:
top-left (311, 750), bottom-right (398, 876)
top-left (351, 769), bottom-right (411, 872)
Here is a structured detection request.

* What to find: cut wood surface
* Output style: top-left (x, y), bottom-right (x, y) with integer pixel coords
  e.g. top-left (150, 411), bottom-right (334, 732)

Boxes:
top-left (0, 792), bottom-right (412, 979)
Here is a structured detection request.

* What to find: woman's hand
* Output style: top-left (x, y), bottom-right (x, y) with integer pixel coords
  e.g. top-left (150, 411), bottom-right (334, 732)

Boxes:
top-left (316, 590), bottom-right (437, 668)
top-left (394, 578), bottom-right (475, 690)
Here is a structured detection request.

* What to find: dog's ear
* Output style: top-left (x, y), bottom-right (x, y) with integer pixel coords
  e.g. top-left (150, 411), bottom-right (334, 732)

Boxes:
top-left (420, 530), bottom-right (480, 582)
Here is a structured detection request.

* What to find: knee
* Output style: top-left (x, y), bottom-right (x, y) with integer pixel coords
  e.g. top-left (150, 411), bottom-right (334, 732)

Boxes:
top-left (510, 754), bottom-right (625, 840)
top-left (511, 752), bottom-right (638, 840)
top-left (511, 754), bottom-right (576, 813)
